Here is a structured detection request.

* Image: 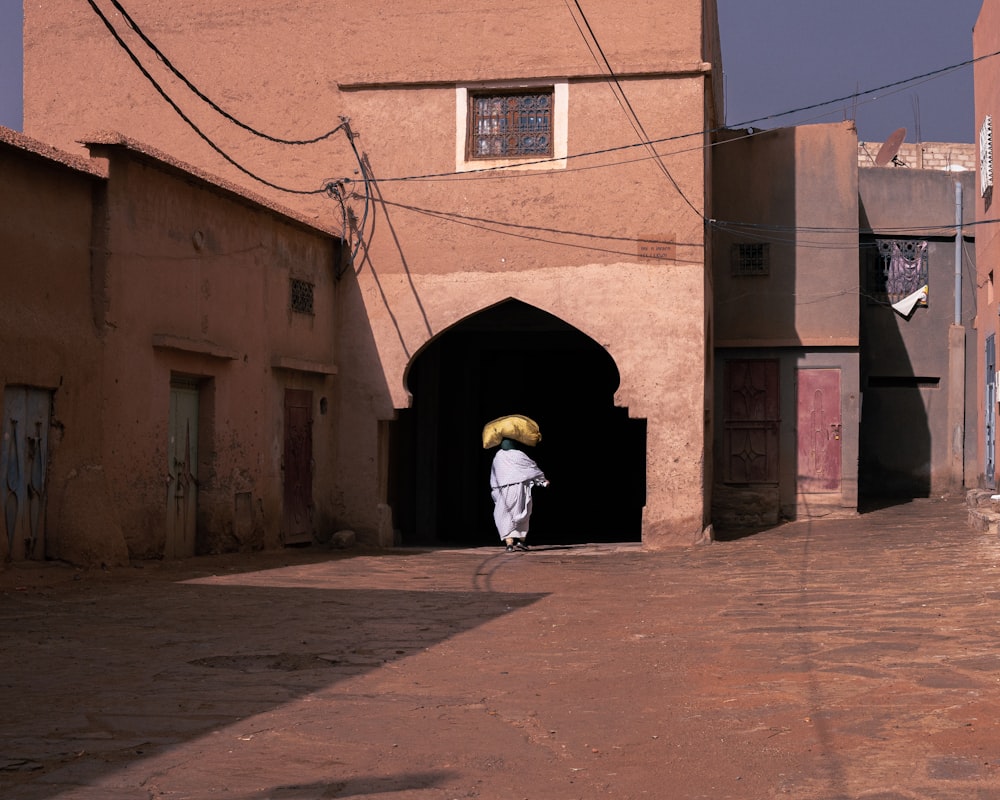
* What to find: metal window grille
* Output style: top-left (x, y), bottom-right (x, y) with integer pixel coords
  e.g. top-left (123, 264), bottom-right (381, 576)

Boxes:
top-left (981, 115), bottom-right (994, 199)
top-left (867, 239), bottom-right (928, 305)
top-left (468, 90), bottom-right (553, 159)
top-left (731, 243), bottom-right (769, 276)
top-left (290, 278), bottom-right (314, 314)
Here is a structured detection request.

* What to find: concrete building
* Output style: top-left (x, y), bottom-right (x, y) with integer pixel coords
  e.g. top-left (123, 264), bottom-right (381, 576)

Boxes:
top-left (974, 0), bottom-right (1000, 491)
top-left (711, 122), bottom-right (862, 528)
top-left (1, 127), bottom-right (343, 564)
top-left (711, 123), bottom-right (976, 530)
top-left (857, 165), bottom-right (976, 500)
top-left (22, 0), bottom-right (725, 550)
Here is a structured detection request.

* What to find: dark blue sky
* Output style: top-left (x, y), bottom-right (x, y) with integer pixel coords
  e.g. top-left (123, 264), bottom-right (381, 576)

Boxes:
top-left (0, 1), bottom-right (984, 143)
top-left (0, 0), bottom-right (21, 130)
top-left (717, 0), bottom-right (982, 143)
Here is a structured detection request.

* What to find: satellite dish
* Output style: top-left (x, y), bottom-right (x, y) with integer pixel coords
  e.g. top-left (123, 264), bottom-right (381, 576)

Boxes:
top-left (875, 127), bottom-right (907, 166)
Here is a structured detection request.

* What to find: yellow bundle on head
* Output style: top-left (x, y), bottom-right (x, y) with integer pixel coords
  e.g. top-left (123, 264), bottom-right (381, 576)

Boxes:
top-left (482, 414), bottom-right (542, 449)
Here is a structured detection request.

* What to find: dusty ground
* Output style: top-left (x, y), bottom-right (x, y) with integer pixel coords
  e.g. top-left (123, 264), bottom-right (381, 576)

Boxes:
top-left (3, 496), bottom-right (1000, 799)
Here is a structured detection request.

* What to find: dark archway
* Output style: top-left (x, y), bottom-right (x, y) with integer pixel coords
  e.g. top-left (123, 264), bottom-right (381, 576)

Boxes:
top-left (388, 300), bottom-right (646, 547)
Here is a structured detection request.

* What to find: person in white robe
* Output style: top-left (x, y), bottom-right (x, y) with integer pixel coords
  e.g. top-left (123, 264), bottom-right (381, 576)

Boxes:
top-left (490, 438), bottom-right (549, 551)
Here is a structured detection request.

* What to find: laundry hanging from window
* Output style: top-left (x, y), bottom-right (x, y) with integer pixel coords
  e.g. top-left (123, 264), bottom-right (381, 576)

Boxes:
top-left (874, 239), bottom-right (929, 306)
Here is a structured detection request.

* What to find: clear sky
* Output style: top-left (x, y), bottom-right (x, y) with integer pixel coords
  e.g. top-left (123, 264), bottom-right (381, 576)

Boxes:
top-left (0, 0), bottom-right (21, 131)
top-left (0, 1), bottom-right (985, 143)
top-left (718, 0), bottom-right (982, 144)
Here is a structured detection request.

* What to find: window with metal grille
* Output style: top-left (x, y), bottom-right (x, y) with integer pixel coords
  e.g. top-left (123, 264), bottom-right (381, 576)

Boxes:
top-left (866, 239), bottom-right (928, 306)
top-left (290, 278), bottom-right (314, 314)
top-left (468, 90), bottom-right (553, 159)
top-left (731, 243), bottom-right (769, 276)
top-left (981, 115), bottom-right (993, 200)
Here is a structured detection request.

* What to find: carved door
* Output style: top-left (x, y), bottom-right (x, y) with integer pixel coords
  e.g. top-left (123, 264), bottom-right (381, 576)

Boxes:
top-left (724, 359), bottom-right (780, 483)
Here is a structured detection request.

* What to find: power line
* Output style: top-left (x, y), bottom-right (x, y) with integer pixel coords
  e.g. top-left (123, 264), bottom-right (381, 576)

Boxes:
top-left (88, 0), bottom-right (375, 272)
top-left (85, 0), bottom-right (332, 196)
top-left (378, 196), bottom-right (704, 260)
top-left (375, 47), bottom-right (999, 184)
top-left (107, 0), bottom-right (347, 146)
top-left (374, 192), bottom-right (985, 255)
top-left (87, 1), bottom-right (991, 245)
top-left (566, 0), bottom-right (705, 220)
top-left (96, 0), bottom-right (996, 194)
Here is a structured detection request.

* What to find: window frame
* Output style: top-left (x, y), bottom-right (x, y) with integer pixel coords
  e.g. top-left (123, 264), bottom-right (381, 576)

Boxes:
top-left (456, 81), bottom-right (568, 173)
top-left (290, 277), bottom-right (315, 315)
top-left (730, 242), bottom-right (770, 277)
top-left (981, 114), bottom-right (993, 202)
top-left (865, 238), bottom-right (929, 307)
top-left (466, 88), bottom-right (555, 161)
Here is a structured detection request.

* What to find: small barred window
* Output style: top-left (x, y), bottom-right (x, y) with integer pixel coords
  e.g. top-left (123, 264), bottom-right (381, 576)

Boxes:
top-left (290, 278), bottom-right (314, 314)
top-left (468, 90), bottom-right (553, 159)
top-left (731, 243), bottom-right (769, 276)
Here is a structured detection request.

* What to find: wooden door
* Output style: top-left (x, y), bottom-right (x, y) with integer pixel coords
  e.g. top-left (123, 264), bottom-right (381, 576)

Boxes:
top-left (724, 359), bottom-right (779, 483)
top-left (1, 386), bottom-right (51, 560)
top-left (283, 389), bottom-right (313, 544)
top-left (797, 369), bottom-right (842, 493)
top-left (167, 381), bottom-right (199, 558)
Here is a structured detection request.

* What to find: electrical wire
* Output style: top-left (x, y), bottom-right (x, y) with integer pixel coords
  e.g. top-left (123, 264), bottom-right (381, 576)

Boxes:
top-left (566, 0), bottom-right (705, 220)
top-left (107, 0), bottom-right (347, 146)
top-left (372, 47), bottom-right (999, 184)
top-left (85, 0), bottom-right (332, 196)
top-left (88, 0), bottom-right (374, 271)
top-left (86, 0), bottom-right (992, 249)
top-left (94, 0), bottom-right (993, 199)
top-left (377, 196), bottom-right (704, 261)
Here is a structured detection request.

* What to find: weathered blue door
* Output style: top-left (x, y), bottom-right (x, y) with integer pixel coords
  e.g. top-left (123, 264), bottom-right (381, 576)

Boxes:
top-left (167, 380), bottom-right (199, 558)
top-left (283, 389), bottom-right (313, 544)
top-left (1, 387), bottom-right (51, 560)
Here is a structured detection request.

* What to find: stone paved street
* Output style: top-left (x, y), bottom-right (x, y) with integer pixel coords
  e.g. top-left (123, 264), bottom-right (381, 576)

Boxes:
top-left (3, 496), bottom-right (1000, 799)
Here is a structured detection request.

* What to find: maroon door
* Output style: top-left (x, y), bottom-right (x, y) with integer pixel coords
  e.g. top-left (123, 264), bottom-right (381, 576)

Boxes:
top-left (283, 389), bottom-right (313, 544)
top-left (797, 369), bottom-right (842, 493)
top-left (723, 359), bottom-right (779, 483)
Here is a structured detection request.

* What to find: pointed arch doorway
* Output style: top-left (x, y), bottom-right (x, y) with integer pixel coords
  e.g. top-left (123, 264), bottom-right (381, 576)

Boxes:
top-left (389, 300), bottom-right (646, 547)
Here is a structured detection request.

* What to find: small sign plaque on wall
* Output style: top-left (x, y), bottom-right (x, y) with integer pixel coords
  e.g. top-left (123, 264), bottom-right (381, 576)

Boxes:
top-left (637, 235), bottom-right (675, 262)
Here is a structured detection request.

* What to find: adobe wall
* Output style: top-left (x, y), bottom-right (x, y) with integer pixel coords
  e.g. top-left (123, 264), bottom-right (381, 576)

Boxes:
top-left (92, 146), bottom-right (342, 556)
top-left (334, 259), bottom-right (709, 546)
top-left (23, 0), bottom-right (719, 546)
top-left (331, 76), bottom-right (712, 545)
top-left (0, 130), bottom-right (128, 566)
top-left (713, 122), bottom-right (860, 347)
